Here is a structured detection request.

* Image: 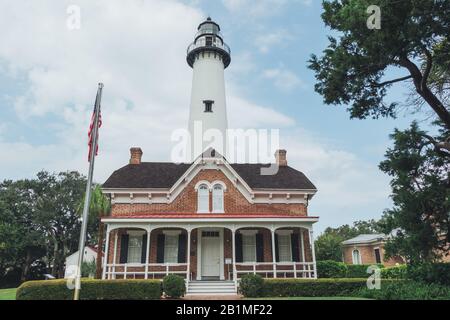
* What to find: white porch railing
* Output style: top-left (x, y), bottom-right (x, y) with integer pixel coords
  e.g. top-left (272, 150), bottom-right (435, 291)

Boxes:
top-left (234, 262), bottom-right (316, 279)
top-left (104, 263), bottom-right (188, 280)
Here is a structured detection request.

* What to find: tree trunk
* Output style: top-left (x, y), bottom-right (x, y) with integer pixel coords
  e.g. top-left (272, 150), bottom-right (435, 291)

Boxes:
top-left (20, 249), bottom-right (32, 282)
top-left (95, 221), bottom-right (105, 279)
top-left (51, 239), bottom-right (58, 276)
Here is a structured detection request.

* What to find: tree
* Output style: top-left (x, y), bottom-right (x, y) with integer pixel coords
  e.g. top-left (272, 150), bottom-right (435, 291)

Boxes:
top-left (309, 0), bottom-right (450, 153)
top-left (34, 171), bottom-right (88, 278)
top-left (315, 219), bottom-right (382, 261)
top-left (79, 185), bottom-right (111, 279)
top-left (0, 179), bottom-right (46, 283)
top-left (379, 122), bottom-right (449, 263)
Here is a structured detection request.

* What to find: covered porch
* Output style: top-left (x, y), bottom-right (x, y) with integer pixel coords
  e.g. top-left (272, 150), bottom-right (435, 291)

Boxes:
top-left (101, 217), bottom-right (318, 288)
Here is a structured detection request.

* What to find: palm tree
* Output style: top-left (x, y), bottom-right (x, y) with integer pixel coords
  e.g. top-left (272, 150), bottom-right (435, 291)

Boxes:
top-left (78, 185), bottom-right (111, 279)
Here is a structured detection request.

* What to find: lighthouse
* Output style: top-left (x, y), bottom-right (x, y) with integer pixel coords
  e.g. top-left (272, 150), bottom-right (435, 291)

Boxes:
top-left (187, 17), bottom-right (231, 160)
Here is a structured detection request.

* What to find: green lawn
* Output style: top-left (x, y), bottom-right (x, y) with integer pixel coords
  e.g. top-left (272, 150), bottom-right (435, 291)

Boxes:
top-left (246, 297), bottom-right (371, 300)
top-left (0, 288), bottom-right (17, 300)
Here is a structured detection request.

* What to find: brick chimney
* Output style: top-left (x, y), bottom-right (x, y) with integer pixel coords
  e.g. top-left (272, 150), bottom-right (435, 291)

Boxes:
top-left (275, 149), bottom-right (287, 167)
top-left (130, 147), bottom-right (143, 165)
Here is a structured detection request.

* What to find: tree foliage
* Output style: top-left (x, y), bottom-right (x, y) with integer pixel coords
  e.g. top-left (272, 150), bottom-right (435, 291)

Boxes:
top-left (0, 171), bottom-right (99, 283)
top-left (309, 0), bottom-right (450, 133)
top-left (379, 122), bottom-right (450, 263)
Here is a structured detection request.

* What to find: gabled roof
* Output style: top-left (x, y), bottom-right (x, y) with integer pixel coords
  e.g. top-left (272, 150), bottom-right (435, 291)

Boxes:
top-left (103, 162), bottom-right (316, 190)
top-left (342, 234), bottom-right (386, 245)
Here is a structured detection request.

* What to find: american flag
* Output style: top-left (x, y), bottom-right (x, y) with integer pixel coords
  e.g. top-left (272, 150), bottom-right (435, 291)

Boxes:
top-left (87, 94), bottom-right (102, 162)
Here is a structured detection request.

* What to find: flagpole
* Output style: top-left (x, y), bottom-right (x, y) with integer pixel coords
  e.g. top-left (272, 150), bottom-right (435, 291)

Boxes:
top-left (74, 83), bottom-right (104, 300)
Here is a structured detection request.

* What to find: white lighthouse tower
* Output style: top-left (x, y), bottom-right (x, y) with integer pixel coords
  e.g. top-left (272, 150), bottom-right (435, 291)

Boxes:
top-left (187, 17), bottom-right (231, 160)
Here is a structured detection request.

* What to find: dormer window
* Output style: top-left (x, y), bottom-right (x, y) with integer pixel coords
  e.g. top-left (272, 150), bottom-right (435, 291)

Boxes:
top-left (203, 100), bottom-right (214, 113)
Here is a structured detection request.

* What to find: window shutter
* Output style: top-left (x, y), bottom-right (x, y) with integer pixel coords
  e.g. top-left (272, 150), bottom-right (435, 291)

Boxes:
top-left (235, 233), bottom-right (243, 263)
top-left (256, 233), bottom-right (264, 262)
top-left (291, 233), bottom-right (300, 262)
top-left (274, 234), bottom-right (279, 262)
top-left (156, 234), bottom-right (165, 263)
top-left (178, 233), bottom-right (187, 263)
top-left (141, 234), bottom-right (148, 264)
top-left (119, 234), bottom-right (129, 264)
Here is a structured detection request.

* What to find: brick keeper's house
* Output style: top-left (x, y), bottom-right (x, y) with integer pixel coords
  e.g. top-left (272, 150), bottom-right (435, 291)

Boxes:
top-left (101, 18), bottom-right (319, 295)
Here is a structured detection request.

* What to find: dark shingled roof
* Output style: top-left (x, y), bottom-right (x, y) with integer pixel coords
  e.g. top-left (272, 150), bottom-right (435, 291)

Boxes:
top-left (103, 162), bottom-right (316, 190)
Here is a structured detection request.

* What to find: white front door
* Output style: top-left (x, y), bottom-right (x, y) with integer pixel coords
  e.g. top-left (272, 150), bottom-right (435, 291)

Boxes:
top-left (201, 231), bottom-right (221, 278)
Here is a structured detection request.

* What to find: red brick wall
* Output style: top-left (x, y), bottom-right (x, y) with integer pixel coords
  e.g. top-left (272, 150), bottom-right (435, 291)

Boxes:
top-left (111, 170), bottom-right (307, 217)
top-left (342, 243), bottom-right (405, 266)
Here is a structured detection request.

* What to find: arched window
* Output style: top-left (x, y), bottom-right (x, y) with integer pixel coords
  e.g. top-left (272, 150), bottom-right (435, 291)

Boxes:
top-left (197, 184), bottom-right (209, 213)
top-left (352, 249), bottom-right (362, 265)
top-left (212, 184), bottom-right (224, 213)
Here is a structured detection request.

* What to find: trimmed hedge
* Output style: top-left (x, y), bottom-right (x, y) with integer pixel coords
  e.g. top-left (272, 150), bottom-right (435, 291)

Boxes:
top-left (346, 264), bottom-right (384, 278)
top-left (358, 280), bottom-right (450, 300)
top-left (242, 278), bottom-right (397, 298)
top-left (16, 279), bottom-right (162, 300)
top-left (316, 260), bottom-right (347, 278)
top-left (316, 261), bottom-right (386, 278)
top-left (381, 265), bottom-right (407, 279)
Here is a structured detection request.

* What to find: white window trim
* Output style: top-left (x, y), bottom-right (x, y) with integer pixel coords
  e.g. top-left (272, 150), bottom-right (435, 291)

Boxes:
top-left (242, 233), bottom-right (257, 263)
top-left (277, 232), bottom-right (292, 262)
top-left (127, 232), bottom-right (144, 265)
top-left (197, 183), bottom-right (210, 213)
top-left (352, 249), bottom-right (362, 265)
top-left (164, 234), bottom-right (179, 264)
top-left (212, 183), bottom-right (225, 213)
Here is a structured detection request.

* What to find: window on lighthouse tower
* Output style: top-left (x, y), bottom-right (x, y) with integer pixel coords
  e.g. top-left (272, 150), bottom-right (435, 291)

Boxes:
top-left (203, 100), bottom-right (214, 113)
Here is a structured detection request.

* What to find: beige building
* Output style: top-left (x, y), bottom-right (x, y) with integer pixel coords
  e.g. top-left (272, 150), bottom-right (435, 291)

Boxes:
top-left (342, 234), bottom-right (405, 267)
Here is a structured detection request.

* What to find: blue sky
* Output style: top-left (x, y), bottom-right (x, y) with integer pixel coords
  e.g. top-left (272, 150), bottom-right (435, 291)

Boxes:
top-left (0, 0), bottom-right (427, 233)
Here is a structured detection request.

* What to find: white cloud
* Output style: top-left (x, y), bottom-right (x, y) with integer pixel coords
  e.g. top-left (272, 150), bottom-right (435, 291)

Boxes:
top-left (0, 0), bottom-right (391, 233)
top-left (254, 29), bottom-right (293, 53)
top-left (0, 0), bottom-right (294, 181)
top-left (282, 129), bottom-right (391, 231)
top-left (262, 67), bottom-right (305, 92)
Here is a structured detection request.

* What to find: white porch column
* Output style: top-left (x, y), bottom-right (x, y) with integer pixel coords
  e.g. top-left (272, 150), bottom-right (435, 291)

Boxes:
top-left (300, 229), bottom-right (305, 262)
top-left (112, 230), bottom-right (118, 279)
top-left (186, 229), bottom-right (191, 285)
top-left (102, 224), bottom-right (110, 280)
top-left (144, 228), bottom-right (151, 279)
top-left (231, 229), bottom-right (236, 285)
top-left (309, 227), bottom-right (317, 279)
top-left (271, 229), bottom-right (277, 278)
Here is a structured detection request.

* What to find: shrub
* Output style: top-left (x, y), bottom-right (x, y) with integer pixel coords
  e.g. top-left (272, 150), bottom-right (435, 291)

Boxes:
top-left (238, 278), bottom-right (398, 298)
top-left (358, 280), bottom-right (450, 300)
top-left (346, 264), bottom-right (384, 278)
top-left (381, 265), bottom-right (407, 279)
top-left (406, 263), bottom-right (450, 286)
top-left (16, 279), bottom-right (162, 300)
top-left (316, 260), bottom-right (347, 278)
top-left (162, 275), bottom-right (185, 298)
top-left (238, 274), bottom-right (264, 297)
top-left (81, 260), bottom-right (96, 278)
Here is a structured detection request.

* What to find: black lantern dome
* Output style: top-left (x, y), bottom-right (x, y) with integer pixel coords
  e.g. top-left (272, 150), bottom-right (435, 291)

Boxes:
top-left (187, 17), bottom-right (231, 69)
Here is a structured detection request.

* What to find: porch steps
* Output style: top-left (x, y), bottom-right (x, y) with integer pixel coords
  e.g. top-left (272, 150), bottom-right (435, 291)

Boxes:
top-left (186, 281), bottom-right (237, 295)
